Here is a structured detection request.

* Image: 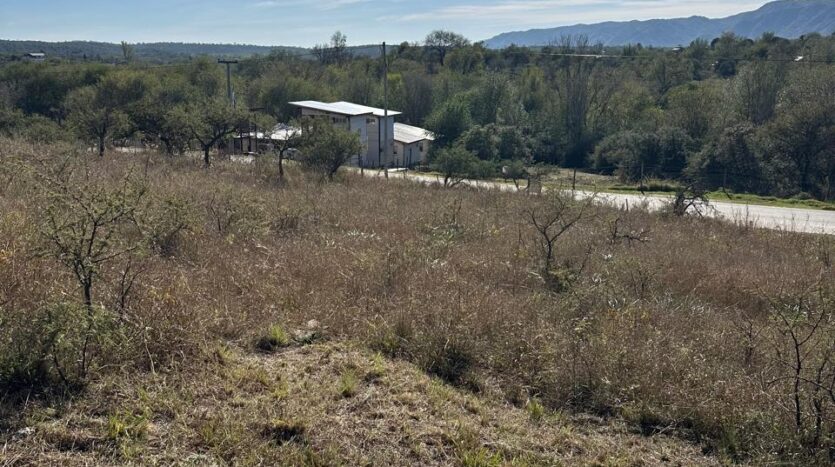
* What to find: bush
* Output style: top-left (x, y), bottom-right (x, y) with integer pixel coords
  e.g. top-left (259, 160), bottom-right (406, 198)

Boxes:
top-left (256, 324), bottom-right (291, 352)
top-left (0, 302), bottom-right (120, 391)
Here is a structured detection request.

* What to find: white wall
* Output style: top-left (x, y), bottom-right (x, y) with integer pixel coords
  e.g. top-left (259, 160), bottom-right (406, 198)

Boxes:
top-left (394, 140), bottom-right (430, 167)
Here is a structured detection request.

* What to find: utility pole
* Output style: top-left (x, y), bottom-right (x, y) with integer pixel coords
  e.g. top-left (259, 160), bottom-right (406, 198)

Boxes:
top-left (218, 59), bottom-right (239, 108)
top-left (382, 42), bottom-right (389, 179)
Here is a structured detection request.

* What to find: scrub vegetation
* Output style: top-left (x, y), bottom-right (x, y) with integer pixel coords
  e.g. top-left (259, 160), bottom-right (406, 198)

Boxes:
top-left (1, 139), bottom-right (833, 465)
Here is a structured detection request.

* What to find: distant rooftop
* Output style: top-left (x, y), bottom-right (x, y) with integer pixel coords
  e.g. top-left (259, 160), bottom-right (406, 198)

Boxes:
top-left (233, 124), bottom-right (300, 141)
top-left (394, 123), bottom-right (435, 144)
top-left (289, 101), bottom-right (402, 118)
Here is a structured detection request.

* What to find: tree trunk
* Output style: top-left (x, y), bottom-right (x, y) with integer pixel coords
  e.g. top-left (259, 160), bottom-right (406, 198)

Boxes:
top-left (278, 152), bottom-right (285, 179)
top-left (203, 146), bottom-right (211, 167)
top-left (98, 137), bottom-right (105, 158)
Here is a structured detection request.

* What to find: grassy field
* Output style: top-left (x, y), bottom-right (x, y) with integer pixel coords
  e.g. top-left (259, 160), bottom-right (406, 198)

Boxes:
top-left (1, 141), bottom-right (834, 465)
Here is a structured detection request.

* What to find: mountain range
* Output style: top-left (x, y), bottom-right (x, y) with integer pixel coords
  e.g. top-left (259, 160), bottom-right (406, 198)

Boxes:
top-left (484, 0), bottom-right (835, 48)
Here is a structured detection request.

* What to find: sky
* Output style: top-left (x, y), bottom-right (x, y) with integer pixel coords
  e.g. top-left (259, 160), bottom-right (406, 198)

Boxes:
top-left (0, 0), bottom-right (773, 46)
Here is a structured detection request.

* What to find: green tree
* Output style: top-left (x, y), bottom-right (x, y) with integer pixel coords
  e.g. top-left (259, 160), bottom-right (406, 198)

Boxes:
top-left (298, 118), bottom-right (362, 181)
top-left (65, 70), bottom-right (151, 157)
top-left (763, 68), bottom-right (835, 199)
top-left (120, 41), bottom-right (135, 64)
top-left (461, 125), bottom-right (498, 161)
top-left (733, 61), bottom-right (785, 125)
top-left (425, 95), bottom-right (472, 147)
top-left (174, 98), bottom-right (246, 167)
top-left (431, 146), bottom-right (480, 187)
top-left (689, 123), bottom-right (765, 194)
top-left (425, 30), bottom-right (470, 66)
top-left (66, 86), bottom-right (130, 157)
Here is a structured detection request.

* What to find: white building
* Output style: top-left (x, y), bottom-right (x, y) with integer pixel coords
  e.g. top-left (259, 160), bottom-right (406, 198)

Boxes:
top-left (24, 53), bottom-right (46, 62)
top-left (289, 101), bottom-right (401, 168)
top-left (228, 124), bottom-right (301, 155)
top-left (393, 123), bottom-right (435, 168)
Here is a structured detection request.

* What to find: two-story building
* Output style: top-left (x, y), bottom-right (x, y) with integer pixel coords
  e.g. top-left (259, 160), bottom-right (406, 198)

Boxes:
top-left (289, 101), bottom-right (401, 168)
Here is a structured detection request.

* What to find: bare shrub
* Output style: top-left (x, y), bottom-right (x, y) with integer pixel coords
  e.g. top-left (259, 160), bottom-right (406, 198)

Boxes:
top-left (523, 191), bottom-right (595, 290)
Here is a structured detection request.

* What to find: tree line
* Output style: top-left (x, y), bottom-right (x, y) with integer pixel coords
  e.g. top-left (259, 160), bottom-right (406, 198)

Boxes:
top-left (0, 30), bottom-right (834, 198)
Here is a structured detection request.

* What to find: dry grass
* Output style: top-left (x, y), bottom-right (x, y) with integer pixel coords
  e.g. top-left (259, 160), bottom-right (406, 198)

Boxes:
top-left (1, 342), bottom-right (718, 466)
top-left (1, 140), bottom-right (833, 464)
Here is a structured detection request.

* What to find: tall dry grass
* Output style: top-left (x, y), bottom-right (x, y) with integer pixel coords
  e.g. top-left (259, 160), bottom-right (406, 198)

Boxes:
top-left (0, 139), bottom-right (833, 463)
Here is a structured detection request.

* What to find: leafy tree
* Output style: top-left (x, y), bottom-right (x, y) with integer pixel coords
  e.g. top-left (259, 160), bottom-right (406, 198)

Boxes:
top-left (425, 30), bottom-right (470, 66)
top-left (174, 98), bottom-right (246, 167)
top-left (763, 68), bottom-right (835, 199)
top-left (497, 126), bottom-right (531, 161)
top-left (313, 31), bottom-right (349, 66)
top-left (66, 86), bottom-right (130, 157)
top-left (273, 122), bottom-right (302, 180)
top-left (469, 74), bottom-right (508, 125)
top-left (594, 127), bottom-right (691, 181)
top-left (298, 118), bottom-right (362, 181)
top-left (549, 36), bottom-right (614, 167)
top-left (447, 46), bottom-right (483, 74)
top-left (431, 146), bottom-right (480, 187)
top-left (665, 81), bottom-right (727, 141)
top-left (688, 123), bottom-right (765, 194)
top-left (734, 61), bottom-right (785, 125)
top-left (461, 125), bottom-right (498, 161)
top-left (389, 71), bottom-right (433, 125)
top-left (425, 95), bottom-right (472, 147)
top-left (131, 74), bottom-right (192, 154)
top-left (502, 159), bottom-right (529, 189)
top-left (64, 70), bottom-right (152, 156)
top-left (120, 41), bottom-right (135, 64)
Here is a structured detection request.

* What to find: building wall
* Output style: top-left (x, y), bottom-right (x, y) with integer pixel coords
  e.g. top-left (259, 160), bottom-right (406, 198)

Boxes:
top-left (297, 109), bottom-right (396, 168)
top-left (379, 116), bottom-right (396, 167)
top-left (394, 140), bottom-right (430, 167)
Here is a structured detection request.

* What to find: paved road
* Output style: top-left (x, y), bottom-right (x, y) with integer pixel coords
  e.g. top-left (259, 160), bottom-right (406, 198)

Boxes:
top-left (373, 170), bottom-right (835, 235)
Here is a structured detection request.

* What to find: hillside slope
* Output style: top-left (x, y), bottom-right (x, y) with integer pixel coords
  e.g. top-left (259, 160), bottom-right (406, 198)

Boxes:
top-left (0, 342), bottom-right (719, 465)
top-left (485, 0), bottom-right (835, 48)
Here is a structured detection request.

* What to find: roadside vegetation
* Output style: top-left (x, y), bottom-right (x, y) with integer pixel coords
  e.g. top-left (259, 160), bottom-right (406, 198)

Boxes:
top-left (1, 139), bottom-right (833, 464)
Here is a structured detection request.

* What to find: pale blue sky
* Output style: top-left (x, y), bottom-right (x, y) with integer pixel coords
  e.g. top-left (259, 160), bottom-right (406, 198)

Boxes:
top-left (0, 0), bottom-right (771, 46)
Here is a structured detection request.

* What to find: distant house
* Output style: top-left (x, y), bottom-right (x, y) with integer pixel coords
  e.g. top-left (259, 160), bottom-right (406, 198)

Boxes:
top-left (228, 124), bottom-right (301, 155)
top-left (393, 123), bottom-right (435, 168)
top-left (289, 101), bottom-right (401, 168)
top-left (24, 52), bottom-right (46, 62)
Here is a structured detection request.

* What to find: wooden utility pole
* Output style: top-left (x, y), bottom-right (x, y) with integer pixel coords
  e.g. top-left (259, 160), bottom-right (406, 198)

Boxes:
top-left (218, 59), bottom-right (239, 108)
top-left (383, 42), bottom-right (389, 178)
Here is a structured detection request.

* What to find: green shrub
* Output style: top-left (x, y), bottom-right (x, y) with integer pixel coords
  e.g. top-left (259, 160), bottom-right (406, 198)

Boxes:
top-left (141, 195), bottom-right (198, 257)
top-left (255, 324), bottom-right (291, 352)
top-left (338, 369), bottom-right (359, 398)
top-left (0, 302), bottom-right (119, 391)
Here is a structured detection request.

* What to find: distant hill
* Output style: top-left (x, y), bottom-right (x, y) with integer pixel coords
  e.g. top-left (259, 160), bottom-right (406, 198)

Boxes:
top-left (484, 0), bottom-right (835, 48)
top-left (0, 40), bottom-right (307, 62)
top-left (0, 39), bottom-right (389, 63)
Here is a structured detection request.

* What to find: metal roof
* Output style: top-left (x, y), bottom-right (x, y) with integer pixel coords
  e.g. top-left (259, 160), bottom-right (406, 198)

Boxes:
top-left (289, 100), bottom-right (402, 117)
top-left (233, 125), bottom-right (301, 141)
top-left (394, 123), bottom-right (435, 144)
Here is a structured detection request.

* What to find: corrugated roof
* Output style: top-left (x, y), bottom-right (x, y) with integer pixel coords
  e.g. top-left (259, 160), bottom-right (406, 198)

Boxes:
top-left (289, 100), bottom-right (402, 117)
top-left (233, 125), bottom-right (301, 141)
top-left (394, 123), bottom-right (435, 144)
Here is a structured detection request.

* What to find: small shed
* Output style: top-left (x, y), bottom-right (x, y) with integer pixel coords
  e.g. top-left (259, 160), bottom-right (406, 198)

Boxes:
top-left (229, 124), bottom-right (301, 155)
top-left (393, 123), bottom-right (435, 168)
